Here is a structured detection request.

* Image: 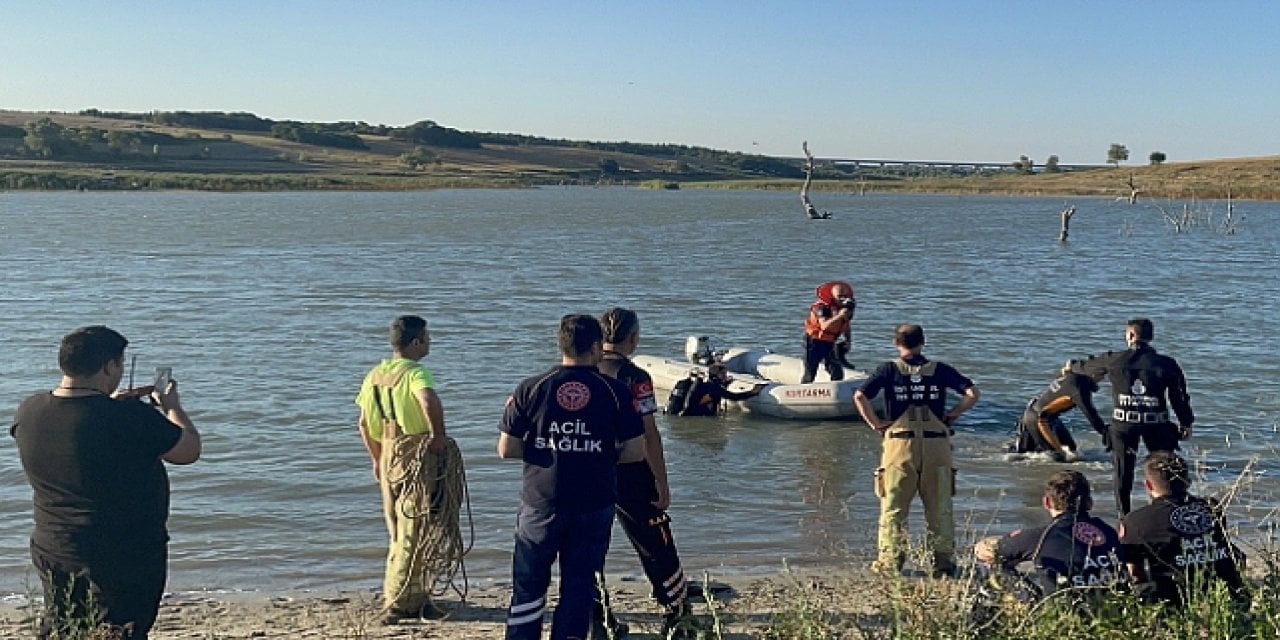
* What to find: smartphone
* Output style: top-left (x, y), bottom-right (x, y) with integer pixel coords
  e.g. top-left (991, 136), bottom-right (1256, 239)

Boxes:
top-left (153, 367), bottom-right (172, 393)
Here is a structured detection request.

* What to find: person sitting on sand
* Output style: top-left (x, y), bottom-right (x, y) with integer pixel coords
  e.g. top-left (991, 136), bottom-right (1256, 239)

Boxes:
top-left (974, 470), bottom-right (1123, 603)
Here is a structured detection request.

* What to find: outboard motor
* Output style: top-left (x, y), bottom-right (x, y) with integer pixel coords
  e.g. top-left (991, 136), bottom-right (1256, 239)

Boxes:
top-left (685, 336), bottom-right (715, 365)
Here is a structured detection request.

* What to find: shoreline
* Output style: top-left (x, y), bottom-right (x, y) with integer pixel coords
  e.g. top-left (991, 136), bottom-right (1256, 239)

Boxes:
top-left (0, 566), bottom-right (874, 639)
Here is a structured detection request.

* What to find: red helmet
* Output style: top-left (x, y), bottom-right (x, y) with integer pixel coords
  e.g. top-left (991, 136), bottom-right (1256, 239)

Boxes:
top-left (816, 280), bottom-right (855, 305)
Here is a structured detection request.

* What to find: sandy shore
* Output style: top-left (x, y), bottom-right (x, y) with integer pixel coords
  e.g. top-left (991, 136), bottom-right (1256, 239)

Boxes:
top-left (0, 567), bottom-right (887, 639)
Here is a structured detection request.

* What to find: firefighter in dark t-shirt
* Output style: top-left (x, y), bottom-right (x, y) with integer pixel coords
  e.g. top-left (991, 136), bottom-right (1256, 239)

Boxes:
top-left (497, 315), bottom-right (646, 640)
top-left (1120, 451), bottom-right (1247, 607)
top-left (975, 470), bottom-right (1123, 603)
top-left (854, 323), bottom-right (980, 578)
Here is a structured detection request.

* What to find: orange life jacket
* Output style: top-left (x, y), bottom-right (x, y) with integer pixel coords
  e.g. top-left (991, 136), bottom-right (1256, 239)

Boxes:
top-left (804, 300), bottom-right (848, 342)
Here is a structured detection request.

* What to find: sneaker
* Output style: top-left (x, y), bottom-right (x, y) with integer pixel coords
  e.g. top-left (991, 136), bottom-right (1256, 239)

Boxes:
top-left (932, 558), bottom-right (958, 579)
top-left (588, 616), bottom-right (629, 639)
top-left (380, 602), bottom-right (446, 625)
top-left (661, 603), bottom-right (703, 639)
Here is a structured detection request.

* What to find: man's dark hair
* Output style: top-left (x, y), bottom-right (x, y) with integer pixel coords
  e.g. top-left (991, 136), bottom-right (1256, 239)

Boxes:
top-left (1044, 470), bottom-right (1092, 513)
top-left (559, 314), bottom-right (603, 358)
top-left (58, 326), bottom-right (128, 377)
top-left (1143, 451), bottom-right (1191, 496)
top-left (390, 315), bottom-right (427, 349)
top-left (1128, 317), bottom-right (1155, 342)
top-left (894, 324), bottom-right (925, 349)
top-left (600, 307), bottom-right (639, 344)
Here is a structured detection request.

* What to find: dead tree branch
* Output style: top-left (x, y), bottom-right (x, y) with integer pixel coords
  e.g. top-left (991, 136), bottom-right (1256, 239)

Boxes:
top-left (800, 141), bottom-right (830, 219)
top-left (1058, 205), bottom-right (1077, 242)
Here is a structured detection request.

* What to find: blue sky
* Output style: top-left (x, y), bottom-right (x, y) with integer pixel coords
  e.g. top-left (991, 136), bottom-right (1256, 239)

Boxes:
top-left (3, 1), bottom-right (1276, 164)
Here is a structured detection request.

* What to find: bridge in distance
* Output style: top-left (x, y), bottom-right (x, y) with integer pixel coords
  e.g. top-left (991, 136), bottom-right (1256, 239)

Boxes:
top-left (816, 157), bottom-right (1107, 173)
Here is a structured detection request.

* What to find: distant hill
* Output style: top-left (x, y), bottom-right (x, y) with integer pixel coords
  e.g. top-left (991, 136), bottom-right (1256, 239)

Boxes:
top-left (0, 109), bottom-right (804, 190)
top-left (1, 109), bottom-right (1277, 198)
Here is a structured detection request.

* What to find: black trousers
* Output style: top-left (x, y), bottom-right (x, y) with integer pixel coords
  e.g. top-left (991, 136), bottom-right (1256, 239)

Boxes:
top-left (801, 335), bottom-right (844, 384)
top-left (1107, 421), bottom-right (1180, 515)
top-left (606, 463), bottom-right (686, 609)
top-left (33, 543), bottom-right (167, 640)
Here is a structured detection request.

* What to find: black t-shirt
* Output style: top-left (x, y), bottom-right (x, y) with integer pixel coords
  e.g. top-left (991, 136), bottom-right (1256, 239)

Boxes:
top-left (995, 512), bottom-right (1123, 591)
top-left (1120, 494), bottom-right (1246, 604)
top-left (499, 365), bottom-right (645, 514)
top-left (598, 354), bottom-right (662, 503)
top-left (11, 393), bottom-right (183, 563)
top-left (859, 355), bottom-right (975, 421)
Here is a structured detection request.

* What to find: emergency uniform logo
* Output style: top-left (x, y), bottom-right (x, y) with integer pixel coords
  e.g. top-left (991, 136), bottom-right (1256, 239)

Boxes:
top-left (910, 373), bottom-right (923, 383)
top-left (1170, 502), bottom-right (1214, 536)
top-left (556, 381), bottom-right (591, 411)
top-left (1073, 522), bottom-right (1107, 546)
top-left (635, 380), bottom-right (654, 398)
top-left (1131, 379), bottom-right (1147, 396)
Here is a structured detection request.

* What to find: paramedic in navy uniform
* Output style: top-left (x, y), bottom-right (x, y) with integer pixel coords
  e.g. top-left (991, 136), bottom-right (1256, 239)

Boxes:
top-left (974, 470), bottom-right (1123, 600)
top-left (1121, 452), bottom-right (1248, 607)
top-left (497, 314), bottom-right (647, 640)
top-left (1092, 318), bottom-right (1194, 515)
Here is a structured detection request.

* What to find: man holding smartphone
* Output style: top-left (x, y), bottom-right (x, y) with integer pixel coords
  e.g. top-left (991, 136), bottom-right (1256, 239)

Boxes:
top-left (11, 326), bottom-right (201, 640)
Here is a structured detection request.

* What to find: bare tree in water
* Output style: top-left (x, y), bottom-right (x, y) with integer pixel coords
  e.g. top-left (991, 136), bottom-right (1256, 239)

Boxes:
top-left (800, 141), bottom-right (831, 219)
top-left (1058, 205), bottom-right (1077, 242)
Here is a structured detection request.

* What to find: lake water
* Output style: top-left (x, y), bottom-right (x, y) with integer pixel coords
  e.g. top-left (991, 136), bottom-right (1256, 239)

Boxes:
top-left (1, 188), bottom-right (1277, 597)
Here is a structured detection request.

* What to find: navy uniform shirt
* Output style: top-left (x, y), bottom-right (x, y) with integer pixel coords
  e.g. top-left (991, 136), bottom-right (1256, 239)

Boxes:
top-left (598, 353), bottom-right (661, 504)
top-left (995, 512), bottom-right (1123, 591)
top-left (1120, 494), bottom-right (1246, 605)
top-left (500, 365), bottom-right (644, 514)
top-left (860, 355), bottom-right (975, 421)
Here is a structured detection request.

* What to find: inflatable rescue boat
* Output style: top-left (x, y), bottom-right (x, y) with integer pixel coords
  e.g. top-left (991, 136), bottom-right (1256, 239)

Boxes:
top-left (632, 336), bottom-right (868, 420)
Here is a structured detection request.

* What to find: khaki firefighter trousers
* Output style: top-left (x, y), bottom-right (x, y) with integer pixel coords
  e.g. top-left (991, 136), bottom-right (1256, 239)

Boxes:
top-left (875, 418), bottom-right (954, 568)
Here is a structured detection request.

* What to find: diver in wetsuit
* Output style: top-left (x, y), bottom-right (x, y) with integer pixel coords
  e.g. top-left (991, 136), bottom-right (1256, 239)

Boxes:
top-left (670, 364), bottom-right (768, 417)
top-left (1011, 361), bottom-right (1108, 462)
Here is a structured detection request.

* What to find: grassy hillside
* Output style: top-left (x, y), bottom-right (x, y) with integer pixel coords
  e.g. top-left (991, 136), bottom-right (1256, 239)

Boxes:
top-left (694, 155), bottom-right (1280, 201)
top-left (2, 109), bottom-right (1278, 198)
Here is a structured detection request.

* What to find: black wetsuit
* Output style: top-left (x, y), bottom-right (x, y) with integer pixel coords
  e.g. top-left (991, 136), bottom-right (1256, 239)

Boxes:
top-left (1014, 373), bottom-right (1108, 457)
top-left (1121, 494), bottom-right (1247, 606)
top-left (1102, 344), bottom-right (1194, 514)
top-left (679, 379), bottom-right (760, 416)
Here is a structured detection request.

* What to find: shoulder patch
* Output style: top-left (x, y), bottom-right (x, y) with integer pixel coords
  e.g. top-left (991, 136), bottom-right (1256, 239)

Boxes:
top-left (1073, 521), bottom-right (1107, 546)
top-left (1169, 502), bottom-right (1214, 536)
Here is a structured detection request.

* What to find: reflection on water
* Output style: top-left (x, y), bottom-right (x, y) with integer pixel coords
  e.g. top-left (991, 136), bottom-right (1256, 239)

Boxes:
top-left (0, 189), bottom-right (1277, 594)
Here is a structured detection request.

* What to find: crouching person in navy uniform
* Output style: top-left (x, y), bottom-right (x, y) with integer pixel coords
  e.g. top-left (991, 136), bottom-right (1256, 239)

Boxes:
top-left (498, 314), bottom-right (647, 640)
top-left (1011, 360), bottom-right (1108, 462)
top-left (1121, 452), bottom-right (1248, 608)
top-left (974, 470), bottom-right (1123, 606)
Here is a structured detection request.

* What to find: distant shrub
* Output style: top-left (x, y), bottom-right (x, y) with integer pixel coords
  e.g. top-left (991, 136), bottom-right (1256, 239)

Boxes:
top-left (390, 120), bottom-right (481, 148)
top-left (270, 122), bottom-right (368, 150)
